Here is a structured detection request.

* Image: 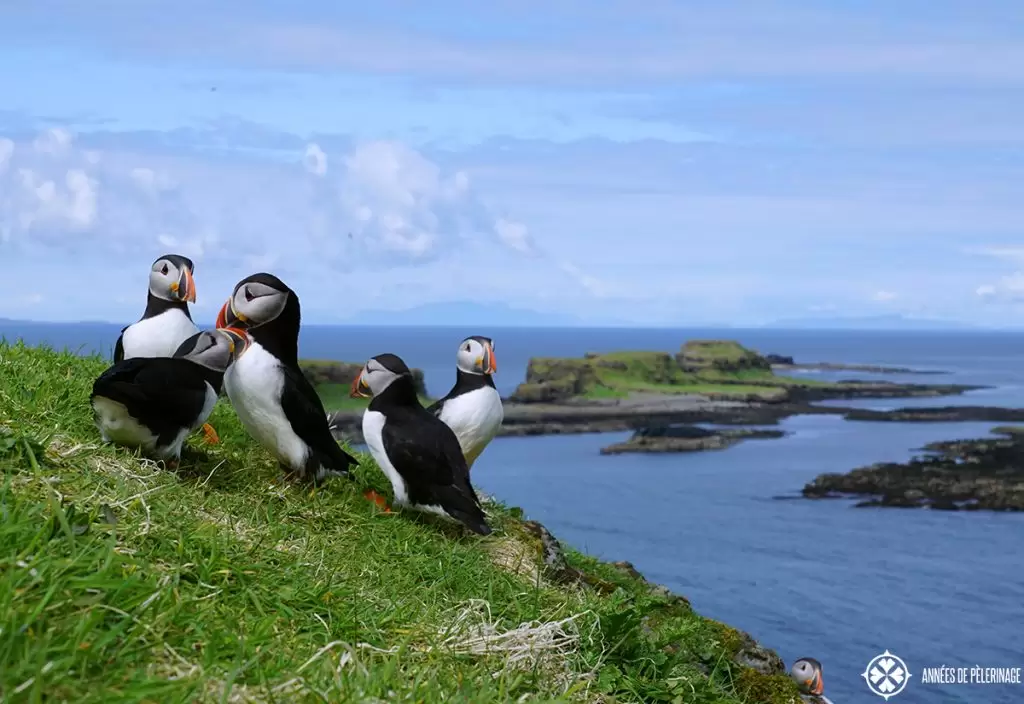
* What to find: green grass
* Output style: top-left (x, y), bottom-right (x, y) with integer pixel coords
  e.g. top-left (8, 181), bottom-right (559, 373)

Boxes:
top-left (0, 341), bottom-right (800, 703)
top-left (314, 383), bottom-right (435, 412)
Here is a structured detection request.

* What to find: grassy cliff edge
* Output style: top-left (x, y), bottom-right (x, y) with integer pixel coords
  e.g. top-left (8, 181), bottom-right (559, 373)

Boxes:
top-left (0, 342), bottom-right (801, 704)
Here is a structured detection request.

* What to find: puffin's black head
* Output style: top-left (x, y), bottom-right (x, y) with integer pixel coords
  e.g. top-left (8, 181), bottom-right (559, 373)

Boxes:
top-left (456, 335), bottom-right (497, 375)
top-left (789, 657), bottom-right (824, 696)
top-left (216, 272), bottom-right (295, 331)
top-left (172, 328), bottom-right (246, 371)
top-left (350, 353), bottom-right (413, 398)
top-left (149, 254), bottom-right (196, 304)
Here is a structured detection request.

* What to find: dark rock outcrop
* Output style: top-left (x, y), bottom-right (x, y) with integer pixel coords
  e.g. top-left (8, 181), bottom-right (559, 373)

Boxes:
top-left (802, 432), bottom-right (1024, 511)
top-left (509, 358), bottom-right (600, 403)
top-left (600, 425), bottom-right (785, 454)
top-left (843, 406), bottom-right (1024, 423)
top-left (764, 353), bottom-right (795, 365)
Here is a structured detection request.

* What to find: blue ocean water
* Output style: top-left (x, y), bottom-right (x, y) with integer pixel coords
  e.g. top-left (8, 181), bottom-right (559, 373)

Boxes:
top-left (3, 321), bottom-right (1023, 704)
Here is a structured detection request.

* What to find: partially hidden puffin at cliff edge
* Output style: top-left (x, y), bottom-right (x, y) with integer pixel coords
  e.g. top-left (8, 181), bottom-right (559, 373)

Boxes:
top-left (114, 254), bottom-right (199, 363)
top-left (789, 657), bottom-right (834, 703)
top-left (426, 335), bottom-right (503, 472)
top-left (351, 353), bottom-right (491, 535)
top-left (215, 273), bottom-right (358, 483)
top-left (91, 328), bottom-right (244, 465)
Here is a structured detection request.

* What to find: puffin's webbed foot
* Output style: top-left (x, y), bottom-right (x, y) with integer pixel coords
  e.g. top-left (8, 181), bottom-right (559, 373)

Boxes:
top-left (364, 489), bottom-right (393, 513)
top-left (201, 423), bottom-right (220, 444)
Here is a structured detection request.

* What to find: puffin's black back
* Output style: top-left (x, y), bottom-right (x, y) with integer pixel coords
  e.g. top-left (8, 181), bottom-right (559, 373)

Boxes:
top-left (370, 376), bottom-right (490, 534)
top-left (91, 357), bottom-right (220, 444)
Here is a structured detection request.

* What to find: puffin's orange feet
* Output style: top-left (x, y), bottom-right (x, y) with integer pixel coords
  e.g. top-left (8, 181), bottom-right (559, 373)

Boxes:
top-left (363, 489), bottom-right (392, 513)
top-left (201, 423), bottom-right (220, 444)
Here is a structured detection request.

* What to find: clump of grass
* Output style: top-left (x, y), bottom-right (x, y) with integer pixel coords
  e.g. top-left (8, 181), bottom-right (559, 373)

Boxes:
top-left (0, 341), bottom-right (792, 703)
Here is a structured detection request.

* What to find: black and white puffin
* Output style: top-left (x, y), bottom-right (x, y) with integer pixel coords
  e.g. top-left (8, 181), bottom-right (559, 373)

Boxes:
top-left (350, 353), bottom-right (491, 535)
top-left (114, 254), bottom-right (199, 362)
top-left (789, 658), bottom-right (833, 703)
top-left (215, 273), bottom-right (357, 482)
top-left (91, 328), bottom-right (244, 462)
top-left (426, 335), bottom-right (502, 471)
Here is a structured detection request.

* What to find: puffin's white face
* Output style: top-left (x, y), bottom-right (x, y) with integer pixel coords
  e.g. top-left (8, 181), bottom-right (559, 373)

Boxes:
top-left (149, 256), bottom-right (196, 303)
top-left (173, 329), bottom-right (245, 371)
top-left (219, 280), bottom-right (288, 329)
top-left (456, 336), bottom-right (497, 375)
top-left (350, 354), bottom-right (411, 398)
top-left (789, 659), bottom-right (823, 695)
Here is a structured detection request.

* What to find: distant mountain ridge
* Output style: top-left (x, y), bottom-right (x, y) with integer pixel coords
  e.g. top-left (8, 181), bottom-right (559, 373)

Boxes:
top-left (758, 314), bottom-right (993, 331)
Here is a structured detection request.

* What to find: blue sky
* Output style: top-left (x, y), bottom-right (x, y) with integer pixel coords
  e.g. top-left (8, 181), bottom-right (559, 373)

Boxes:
top-left (1, 1), bottom-right (1023, 327)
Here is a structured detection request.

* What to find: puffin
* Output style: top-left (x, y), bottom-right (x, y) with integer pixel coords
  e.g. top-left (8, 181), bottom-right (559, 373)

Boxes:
top-left (789, 657), bottom-right (833, 703)
top-left (350, 353), bottom-right (491, 535)
top-left (91, 328), bottom-right (244, 463)
top-left (426, 335), bottom-right (502, 471)
top-left (214, 273), bottom-right (358, 483)
top-left (114, 254), bottom-right (199, 363)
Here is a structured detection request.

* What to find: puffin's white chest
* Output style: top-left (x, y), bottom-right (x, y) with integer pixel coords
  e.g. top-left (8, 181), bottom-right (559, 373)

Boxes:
top-left (362, 410), bottom-right (409, 505)
top-left (224, 343), bottom-right (308, 469)
top-left (121, 309), bottom-right (199, 359)
top-left (438, 386), bottom-right (504, 467)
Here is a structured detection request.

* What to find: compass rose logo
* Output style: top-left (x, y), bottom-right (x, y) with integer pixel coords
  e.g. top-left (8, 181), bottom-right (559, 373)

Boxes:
top-left (862, 650), bottom-right (912, 699)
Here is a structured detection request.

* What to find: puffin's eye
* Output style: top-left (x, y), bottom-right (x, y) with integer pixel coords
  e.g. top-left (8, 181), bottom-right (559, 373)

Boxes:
top-left (161, 264), bottom-right (169, 275)
top-left (244, 287), bottom-right (254, 302)
top-left (464, 344), bottom-right (471, 351)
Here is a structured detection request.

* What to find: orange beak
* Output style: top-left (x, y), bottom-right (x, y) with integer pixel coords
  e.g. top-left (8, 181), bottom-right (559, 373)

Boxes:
top-left (219, 326), bottom-right (250, 357)
top-left (807, 671), bottom-right (823, 696)
top-left (485, 341), bottom-right (497, 374)
top-left (171, 267), bottom-right (197, 303)
top-left (350, 370), bottom-right (371, 398)
top-left (215, 301), bottom-right (228, 329)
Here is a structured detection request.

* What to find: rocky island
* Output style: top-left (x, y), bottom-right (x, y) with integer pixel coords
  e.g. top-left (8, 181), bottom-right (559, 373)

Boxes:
top-left (802, 426), bottom-right (1024, 511)
top-left (600, 425), bottom-right (786, 455)
top-left (322, 339), bottom-right (989, 446)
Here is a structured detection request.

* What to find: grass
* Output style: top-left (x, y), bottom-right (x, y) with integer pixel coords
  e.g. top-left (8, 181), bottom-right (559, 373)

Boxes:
top-left (0, 341), bottom-right (801, 703)
top-left (520, 340), bottom-right (874, 404)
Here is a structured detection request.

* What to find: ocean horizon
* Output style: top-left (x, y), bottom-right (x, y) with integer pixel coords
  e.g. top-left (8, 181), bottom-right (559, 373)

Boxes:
top-left (3, 321), bottom-right (1023, 703)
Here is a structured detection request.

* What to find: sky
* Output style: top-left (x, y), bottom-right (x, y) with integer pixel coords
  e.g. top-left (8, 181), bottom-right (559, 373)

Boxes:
top-left (1, 1), bottom-right (1023, 328)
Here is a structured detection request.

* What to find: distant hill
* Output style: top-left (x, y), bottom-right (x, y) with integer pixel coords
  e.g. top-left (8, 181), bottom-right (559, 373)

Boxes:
top-left (759, 314), bottom-right (986, 331)
top-left (335, 301), bottom-right (605, 327)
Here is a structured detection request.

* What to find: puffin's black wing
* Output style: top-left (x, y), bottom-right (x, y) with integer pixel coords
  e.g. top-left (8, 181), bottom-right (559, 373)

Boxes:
top-left (280, 364), bottom-right (358, 474)
top-left (112, 325), bottom-right (128, 363)
top-left (380, 410), bottom-right (490, 535)
top-left (92, 358), bottom-right (210, 433)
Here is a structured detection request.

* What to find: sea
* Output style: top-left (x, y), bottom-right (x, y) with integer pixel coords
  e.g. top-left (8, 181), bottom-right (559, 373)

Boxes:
top-left (3, 321), bottom-right (1024, 704)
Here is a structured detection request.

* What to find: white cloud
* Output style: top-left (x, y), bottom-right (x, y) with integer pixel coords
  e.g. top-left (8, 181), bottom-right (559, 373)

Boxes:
top-left (303, 143), bottom-right (327, 176)
top-left (977, 272), bottom-right (1024, 302)
top-left (0, 127), bottom-right (595, 320)
top-left (872, 290), bottom-right (897, 302)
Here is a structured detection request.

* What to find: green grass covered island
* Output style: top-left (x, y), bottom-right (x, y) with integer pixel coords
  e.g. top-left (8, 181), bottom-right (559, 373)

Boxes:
top-left (510, 340), bottom-right (829, 404)
top-left (0, 341), bottom-right (802, 703)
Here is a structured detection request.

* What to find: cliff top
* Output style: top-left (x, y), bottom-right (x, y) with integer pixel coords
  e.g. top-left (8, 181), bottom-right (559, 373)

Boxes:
top-left (0, 341), bottom-right (801, 703)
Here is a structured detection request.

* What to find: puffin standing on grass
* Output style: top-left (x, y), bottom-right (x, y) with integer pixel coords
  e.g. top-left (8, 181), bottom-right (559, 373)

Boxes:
top-left (112, 253), bottom-right (219, 444)
top-left (789, 658), bottom-right (833, 703)
top-left (215, 273), bottom-right (358, 483)
top-left (426, 335), bottom-right (503, 471)
top-left (114, 254), bottom-right (199, 362)
top-left (91, 329), bottom-right (245, 464)
top-left (350, 353), bottom-right (491, 535)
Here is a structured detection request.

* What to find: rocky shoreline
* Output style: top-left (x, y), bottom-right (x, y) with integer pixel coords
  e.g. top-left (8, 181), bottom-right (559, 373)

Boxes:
top-left (327, 393), bottom-right (1018, 445)
top-left (801, 427), bottom-right (1024, 511)
top-left (600, 425), bottom-right (785, 455)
